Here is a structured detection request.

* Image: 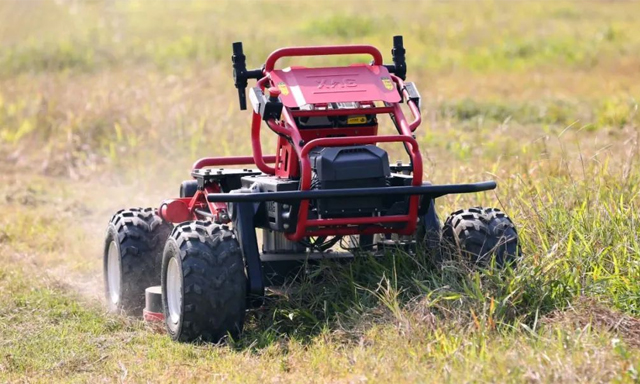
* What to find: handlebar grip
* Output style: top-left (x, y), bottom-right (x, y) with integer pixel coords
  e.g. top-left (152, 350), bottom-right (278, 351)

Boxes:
top-left (232, 41), bottom-right (243, 56)
top-left (232, 42), bottom-right (248, 110)
top-left (391, 35), bottom-right (406, 80)
top-left (232, 42), bottom-right (264, 110)
top-left (393, 35), bottom-right (404, 49)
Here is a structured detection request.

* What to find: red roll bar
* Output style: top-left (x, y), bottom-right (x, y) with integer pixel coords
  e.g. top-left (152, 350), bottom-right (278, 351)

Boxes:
top-left (285, 134), bottom-right (423, 242)
top-left (265, 45), bottom-right (383, 72)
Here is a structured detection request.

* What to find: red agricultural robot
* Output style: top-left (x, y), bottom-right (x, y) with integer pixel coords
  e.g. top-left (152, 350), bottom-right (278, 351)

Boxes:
top-left (103, 36), bottom-right (519, 342)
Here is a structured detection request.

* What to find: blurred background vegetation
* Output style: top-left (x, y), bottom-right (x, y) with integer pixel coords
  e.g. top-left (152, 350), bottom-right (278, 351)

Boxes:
top-left (1, 1), bottom-right (640, 382)
top-left (1, 0), bottom-right (638, 179)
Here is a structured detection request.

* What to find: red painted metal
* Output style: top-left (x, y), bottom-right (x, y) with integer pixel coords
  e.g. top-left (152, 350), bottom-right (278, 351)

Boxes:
top-left (291, 106), bottom-right (394, 118)
top-left (270, 65), bottom-right (400, 108)
top-left (143, 309), bottom-right (165, 322)
top-left (299, 135), bottom-right (422, 187)
top-left (299, 225), bottom-right (413, 238)
top-left (160, 185), bottom-right (231, 224)
top-left (176, 43), bottom-right (425, 242)
top-left (298, 126), bottom-right (378, 142)
top-left (251, 111), bottom-right (278, 175)
top-left (274, 136), bottom-right (299, 178)
top-left (285, 134), bottom-right (423, 242)
top-left (266, 112), bottom-right (306, 178)
top-left (192, 155), bottom-right (276, 170)
top-left (265, 45), bottom-right (383, 72)
top-left (266, 118), bottom-right (293, 137)
top-left (407, 100), bottom-right (421, 132)
top-left (159, 199), bottom-right (192, 223)
top-left (391, 75), bottom-right (422, 132)
top-left (308, 215), bottom-right (410, 226)
top-left (202, 185), bottom-right (231, 224)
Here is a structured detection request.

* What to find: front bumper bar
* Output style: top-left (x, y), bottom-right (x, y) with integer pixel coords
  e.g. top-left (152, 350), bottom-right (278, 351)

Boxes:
top-left (207, 181), bottom-right (496, 203)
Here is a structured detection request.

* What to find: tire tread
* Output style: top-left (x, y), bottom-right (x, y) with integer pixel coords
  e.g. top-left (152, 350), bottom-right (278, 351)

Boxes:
top-left (104, 207), bottom-right (172, 314)
top-left (163, 221), bottom-right (246, 343)
top-left (442, 206), bottom-right (519, 266)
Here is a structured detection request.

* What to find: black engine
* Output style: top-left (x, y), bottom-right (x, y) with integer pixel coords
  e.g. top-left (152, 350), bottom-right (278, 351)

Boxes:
top-left (309, 145), bottom-right (390, 217)
top-left (239, 145), bottom-right (405, 232)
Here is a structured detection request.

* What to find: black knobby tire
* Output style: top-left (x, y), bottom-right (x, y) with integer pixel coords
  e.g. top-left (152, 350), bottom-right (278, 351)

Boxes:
top-left (104, 208), bottom-right (173, 315)
top-left (180, 180), bottom-right (198, 198)
top-left (442, 207), bottom-right (519, 266)
top-left (162, 221), bottom-right (247, 343)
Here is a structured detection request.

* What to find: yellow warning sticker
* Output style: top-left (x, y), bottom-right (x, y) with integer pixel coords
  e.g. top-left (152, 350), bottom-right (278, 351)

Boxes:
top-left (277, 81), bottom-right (290, 96)
top-left (347, 116), bottom-right (367, 125)
top-left (381, 77), bottom-right (394, 91)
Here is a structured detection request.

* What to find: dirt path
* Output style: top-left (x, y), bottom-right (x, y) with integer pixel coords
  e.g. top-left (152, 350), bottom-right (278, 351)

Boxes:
top-left (0, 167), bottom-right (175, 304)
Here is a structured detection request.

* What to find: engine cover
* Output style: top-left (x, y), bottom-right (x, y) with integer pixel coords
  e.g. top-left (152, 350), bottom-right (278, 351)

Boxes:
top-left (309, 145), bottom-right (390, 217)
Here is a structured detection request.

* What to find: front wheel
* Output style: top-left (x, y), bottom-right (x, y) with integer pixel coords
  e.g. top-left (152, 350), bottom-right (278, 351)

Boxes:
top-left (442, 207), bottom-right (519, 267)
top-left (162, 221), bottom-right (247, 343)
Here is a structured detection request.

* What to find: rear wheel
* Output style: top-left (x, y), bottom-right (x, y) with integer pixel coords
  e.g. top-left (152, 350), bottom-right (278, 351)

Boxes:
top-left (180, 180), bottom-right (198, 198)
top-left (104, 208), bottom-right (172, 315)
top-left (162, 221), bottom-right (247, 343)
top-left (442, 207), bottom-right (519, 267)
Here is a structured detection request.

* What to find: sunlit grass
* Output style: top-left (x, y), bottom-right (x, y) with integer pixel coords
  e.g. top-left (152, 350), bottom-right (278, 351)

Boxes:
top-left (1, 0), bottom-right (640, 382)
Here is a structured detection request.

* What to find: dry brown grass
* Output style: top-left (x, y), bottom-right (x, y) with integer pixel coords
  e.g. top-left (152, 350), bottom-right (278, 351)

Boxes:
top-left (544, 297), bottom-right (640, 349)
top-left (1, 1), bottom-right (640, 383)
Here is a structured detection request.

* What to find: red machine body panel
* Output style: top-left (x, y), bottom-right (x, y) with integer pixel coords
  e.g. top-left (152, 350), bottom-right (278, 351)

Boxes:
top-left (181, 42), bottom-right (427, 241)
top-left (270, 64), bottom-right (400, 108)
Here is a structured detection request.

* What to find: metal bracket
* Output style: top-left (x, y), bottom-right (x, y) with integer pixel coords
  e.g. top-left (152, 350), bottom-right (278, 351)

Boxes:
top-left (232, 201), bottom-right (265, 308)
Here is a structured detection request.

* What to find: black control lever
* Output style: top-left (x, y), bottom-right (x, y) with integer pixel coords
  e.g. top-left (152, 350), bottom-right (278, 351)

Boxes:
top-left (392, 35), bottom-right (407, 80)
top-left (232, 42), bottom-right (263, 110)
top-left (383, 35), bottom-right (407, 81)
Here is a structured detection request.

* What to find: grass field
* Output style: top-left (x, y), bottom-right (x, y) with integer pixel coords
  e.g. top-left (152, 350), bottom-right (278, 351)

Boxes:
top-left (1, 0), bottom-right (640, 382)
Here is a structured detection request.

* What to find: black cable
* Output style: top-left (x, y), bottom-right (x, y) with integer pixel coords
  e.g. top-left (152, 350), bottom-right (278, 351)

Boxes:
top-left (299, 236), bottom-right (343, 252)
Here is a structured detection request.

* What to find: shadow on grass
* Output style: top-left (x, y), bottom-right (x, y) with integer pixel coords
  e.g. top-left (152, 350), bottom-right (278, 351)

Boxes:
top-left (228, 247), bottom-right (568, 352)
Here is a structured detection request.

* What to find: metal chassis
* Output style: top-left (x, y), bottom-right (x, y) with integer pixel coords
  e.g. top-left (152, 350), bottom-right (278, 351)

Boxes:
top-left (157, 42), bottom-right (498, 302)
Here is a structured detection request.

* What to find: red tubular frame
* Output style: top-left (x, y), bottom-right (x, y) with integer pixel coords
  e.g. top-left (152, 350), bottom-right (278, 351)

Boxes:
top-left (286, 134), bottom-right (422, 241)
top-left (265, 45), bottom-right (383, 72)
top-left (192, 155), bottom-right (276, 170)
top-left (185, 44), bottom-right (425, 242)
top-left (391, 74), bottom-right (422, 132)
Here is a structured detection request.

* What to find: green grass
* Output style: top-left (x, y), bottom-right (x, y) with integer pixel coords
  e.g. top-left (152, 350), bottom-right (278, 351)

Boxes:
top-left (1, 198), bottom-right (640, 382)
top-left (1, 0), bottom-right (640, 382)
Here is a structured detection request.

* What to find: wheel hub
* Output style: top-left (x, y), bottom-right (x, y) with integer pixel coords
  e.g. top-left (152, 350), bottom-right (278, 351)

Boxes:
top-left (166, 257), bottom-right (183, 330)
top-left (107, 241), bottom-right (121, 305)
